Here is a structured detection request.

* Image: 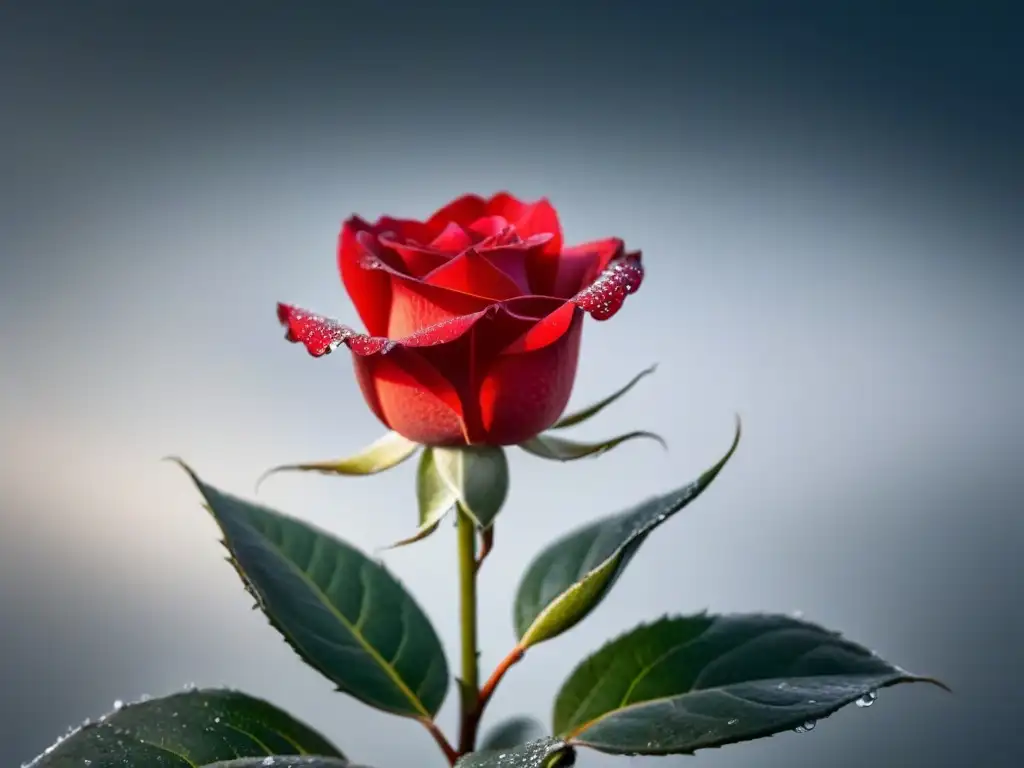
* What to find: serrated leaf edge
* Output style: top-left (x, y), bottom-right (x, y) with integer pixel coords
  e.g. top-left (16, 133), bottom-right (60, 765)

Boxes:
top-left (172, 459), bottom-right (443, 720)
top-left (516, 418), bottom-right (741, 647)
top-left (23, 687), bottom-right (339, 768)
top-left (557, 613), bottom-right (947, 755)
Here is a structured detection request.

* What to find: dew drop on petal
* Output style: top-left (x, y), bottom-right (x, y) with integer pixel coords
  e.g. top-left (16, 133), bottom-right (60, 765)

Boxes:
top-left (277, 303), bottom-right (393, 357)
top-left (573, 254), bottom-right (643, 321)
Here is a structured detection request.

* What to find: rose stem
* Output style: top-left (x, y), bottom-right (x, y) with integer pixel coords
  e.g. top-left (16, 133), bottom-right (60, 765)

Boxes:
top-left (456, 503), bottom-right (480, 755)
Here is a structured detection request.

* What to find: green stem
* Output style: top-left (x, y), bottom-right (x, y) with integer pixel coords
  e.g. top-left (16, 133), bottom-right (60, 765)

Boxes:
top-left (456, 504), bottom-right (479, 755)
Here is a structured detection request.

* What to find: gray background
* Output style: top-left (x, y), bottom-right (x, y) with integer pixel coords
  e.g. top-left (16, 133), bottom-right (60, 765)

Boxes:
top-left (1, 2), bottom-right (1020, 766)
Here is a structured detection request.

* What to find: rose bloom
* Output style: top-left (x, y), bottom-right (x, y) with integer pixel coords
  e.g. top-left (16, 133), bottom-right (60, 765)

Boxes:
top-left (278, 192), bottom-right (642, 446)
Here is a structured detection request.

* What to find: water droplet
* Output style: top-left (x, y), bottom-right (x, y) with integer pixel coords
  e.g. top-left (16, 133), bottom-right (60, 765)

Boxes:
top-left (791, 609), bottom-right (804, 619)
top-left (856, 691), bottom-right (877, 708)
top-left (794, 720), bottom-right (816, 733)
top-left (727, 718), bottom-right (739, 725)
top-left (573, 254), bottom-right (643, 320)
top-left (112, 700), bottom-right (124, 711)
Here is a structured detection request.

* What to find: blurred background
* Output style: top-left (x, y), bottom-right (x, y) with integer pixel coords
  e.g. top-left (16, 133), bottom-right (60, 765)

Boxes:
top-left (1, 1), bottom-right (1021, 766)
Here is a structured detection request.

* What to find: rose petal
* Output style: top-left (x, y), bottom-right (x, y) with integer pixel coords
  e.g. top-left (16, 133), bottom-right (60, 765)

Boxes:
top-left (355, 241), bottom-right (502, 337)
top-left (501, 300), bottom-right (579, 354)
top-left (467, 215), bottom-right (512, 239)
top-left (423, 248), bottom-right (525, 301)
top-left (430, 221), bottom-right (475, 253)
top-left (337, 216), bottom-right (395, 337)
top-left (477, 309), bottom-right (584, 444)
top-left (374, 215), bottom-right (435, 244)
top-left (378, 234), bottom-right (450, 278)
top-left (551, 237), bottom-right (624, 298)
top-left (355, 348), bottom-right (469, 445)
top-left (387, 277), bottom-right (496, 338)
top-left (572, 249), bottom-right (644, 321)
top-left (277, 296), bottom-right (586, 446)
top-left (487, 193), bottom-right (563, 253)
top-left (277, 302), bottom-right (393, 356)
top-left (426, 194), bottom-right (490, 231)
top-left (278, 301), bottom-right (473, 443)
top-left (474, 233), bottom-right (552, 294)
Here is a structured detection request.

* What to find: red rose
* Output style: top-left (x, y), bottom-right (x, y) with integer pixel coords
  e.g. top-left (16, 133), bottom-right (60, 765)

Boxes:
top-left (278, 192), bottom-right (643, 446)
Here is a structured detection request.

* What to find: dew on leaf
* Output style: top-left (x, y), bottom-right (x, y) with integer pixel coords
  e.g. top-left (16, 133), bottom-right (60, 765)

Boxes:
top-left (856, 691), bottom-right (878, 707)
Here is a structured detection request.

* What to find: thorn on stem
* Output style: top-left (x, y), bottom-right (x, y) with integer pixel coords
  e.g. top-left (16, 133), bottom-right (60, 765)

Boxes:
top-left (475, 526), bottom-right (494, 571)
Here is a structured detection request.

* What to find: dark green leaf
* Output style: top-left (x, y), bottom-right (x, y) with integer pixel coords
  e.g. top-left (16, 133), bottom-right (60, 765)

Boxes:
top-left (554, 613), bottom-right (946, 755)
top-left (456, 738), bottom-right (574, 768)
top-left (25, 689), bottom-right (343, 768)
top-left (479, 715), bottom-right (547, 751)
top-left (256, 431), bottom-right (419, 488)
top-left (519, 431), bottom-right (665, 462)
top-left (174, 461), bottom-right (449, 719)
top-left (433, 445), bottom-right (509, 529)
top-left (386, 447), bottom-right (457, 549)
top-left (204, 759), bottom-right (360, 768)
top-left (552, 365), bottom-right (657, 429)
top-left (513, 419), bottom-right (740, 647)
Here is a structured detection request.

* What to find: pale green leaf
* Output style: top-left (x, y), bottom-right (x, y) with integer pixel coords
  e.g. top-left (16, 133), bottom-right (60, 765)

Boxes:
top-left (519, 431), bottom-right (665, 462)
top-left (514, 419), bottom-right (740, 648)
top-left (433, 445), bottom-right (509, 529)
top-left (552, 364), bottom-right (657, 429)
top-left (257, 431), bottom-right (419, 489)
top-left (385, 447), bottom-right (458, 549)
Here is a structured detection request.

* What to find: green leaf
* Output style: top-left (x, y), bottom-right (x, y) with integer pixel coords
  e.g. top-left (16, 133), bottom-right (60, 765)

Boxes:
top-left (456, 738), bottom-right (575, 768)
top-left (386, 447), bottom-right (458, 549)
top-left (25, 688), bottom-right (343, 767)
top-left (519, 431), bottom-right (665, 462)
top-left (554, 613), bottom-right (946, 756)
top-left (256, 431), bottom-right (419, 488)
top-left (204, 760), bottom-right (361, 768)
top-left (552, 364), bottom-right (657, 429)
top-left (204, 760), bottom-right (354, 768)
top-left (433, 445), bottom-right (509, 529)
top-left (479, 715), bottom-right (547, 751)
top-left (173, 461), bottom-right (449, 719)
top-left (514, 419), bottom-right (740, 648)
